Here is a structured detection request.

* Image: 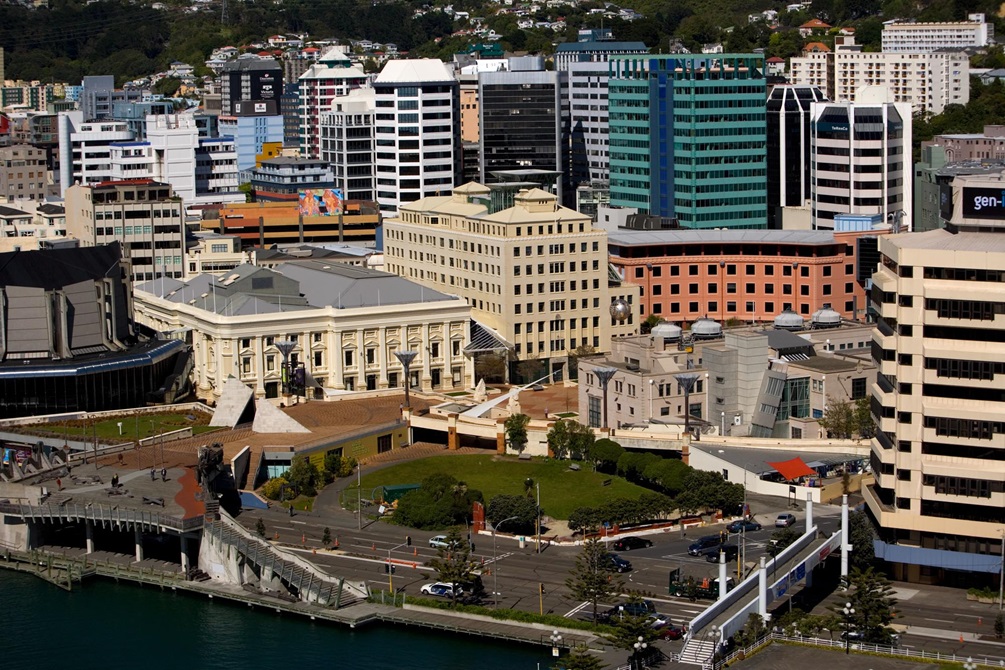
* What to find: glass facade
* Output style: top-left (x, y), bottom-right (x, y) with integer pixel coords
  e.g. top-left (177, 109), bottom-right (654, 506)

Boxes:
top-left (609, 54), bottom-right (768, 229)
top-left (766, 85), bottom-right (826, 229)
top-left (777, 377), bottom-right (810, 420)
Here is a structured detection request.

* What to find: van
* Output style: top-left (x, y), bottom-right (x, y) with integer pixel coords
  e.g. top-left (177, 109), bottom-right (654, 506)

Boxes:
top-left (688, 534), bottom-right (723, 556)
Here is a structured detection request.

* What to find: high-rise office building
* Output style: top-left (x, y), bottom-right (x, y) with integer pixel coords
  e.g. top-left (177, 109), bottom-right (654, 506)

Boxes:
top-left (766, 85), bottom-right (827, 228)
top-left (219, 58), bottom-right (284, 116)
top-left (320, 88), bottom-right (376, 202)
top-left (79, 75), bottom-right (143, 120)
top-left (810, 88), bottom-right (912, 230)
top-left (865, 171), bottom-right (1005, 583)
top-left (478, 58), bottom-right (568, 204)
top-left (373, 59), bottom-right (459, 213)
top-left (609, 54), bottom-right (768, 229)
top-left (556, 40), bottom-right (647, 189)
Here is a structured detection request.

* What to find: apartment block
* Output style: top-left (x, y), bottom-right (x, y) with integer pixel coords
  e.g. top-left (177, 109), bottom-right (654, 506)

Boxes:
top-left (922, 124), bottom-right (1005, 162)
top-left (57, 112), bottom-right (133, 194)
top-left (297, 48), bottom-right (368, 159)
top-left (0, 144), bottom-right (47, 201)
top-left (882, 14), bottom-right (992, 52)
top-left (810, 89), bottom-right (912, 229)
top-left (608, 54), bottom-right (767, 229)
top-left (865, 171), bottom-right (1005, 584)
top-left (790, 38), bottom-right (969, 115)
top-left (65, 179), bottom-right (187, 282)
top-left (249, 157), bottom-right (334, 203)
top-left (383, 182), bottom-right (639, 381)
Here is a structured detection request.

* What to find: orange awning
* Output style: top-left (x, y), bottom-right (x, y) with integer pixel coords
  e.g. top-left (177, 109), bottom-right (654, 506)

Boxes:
top-left (767, 457), bottom-right (817, 481)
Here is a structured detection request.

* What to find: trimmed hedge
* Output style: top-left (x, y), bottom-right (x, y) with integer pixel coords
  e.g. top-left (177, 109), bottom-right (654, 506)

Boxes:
top-left (404, 596), bottom-right (614, 634)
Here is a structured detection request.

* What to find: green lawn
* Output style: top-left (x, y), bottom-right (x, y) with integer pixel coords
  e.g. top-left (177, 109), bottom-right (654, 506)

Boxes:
top-left (359, 454), bottom-right (648, 520)
top-left (25, 412), bottom-right (217, 442)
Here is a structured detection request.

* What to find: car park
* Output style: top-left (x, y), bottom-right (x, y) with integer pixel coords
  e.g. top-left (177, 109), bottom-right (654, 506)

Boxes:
top-left (726, 519), bottom-right (762, 533)
top-left (687, 534), bottom-right (723, 556)
top-left (609, 553), bottom-right (632, 573)
top-left (420, 582), bottom-right (463, 598)
top-left (775, 513), bottom-right (796, 528)
top-left (612, 536), bottom-right (653, 551)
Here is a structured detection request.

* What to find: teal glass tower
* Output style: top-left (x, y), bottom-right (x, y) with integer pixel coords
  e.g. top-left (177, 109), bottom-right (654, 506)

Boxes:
top-left (608, 54), bottom-right (768, 229)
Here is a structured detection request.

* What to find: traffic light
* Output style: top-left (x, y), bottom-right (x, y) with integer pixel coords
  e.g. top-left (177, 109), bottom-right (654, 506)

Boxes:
top-left (539, 583), bottom-right (546, 595)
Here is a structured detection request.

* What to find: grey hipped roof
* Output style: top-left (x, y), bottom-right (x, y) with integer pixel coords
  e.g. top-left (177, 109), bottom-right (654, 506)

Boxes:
top-left (275, 260), bottom-right (456, 309)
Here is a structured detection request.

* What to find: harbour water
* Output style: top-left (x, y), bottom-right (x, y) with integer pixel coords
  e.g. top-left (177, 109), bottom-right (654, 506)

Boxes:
top-left (1, 571), bottom-right (553, 669)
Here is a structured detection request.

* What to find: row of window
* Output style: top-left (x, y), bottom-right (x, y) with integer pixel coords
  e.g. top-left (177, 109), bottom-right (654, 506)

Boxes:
top-left (514, 337), bottom-right (599, 356)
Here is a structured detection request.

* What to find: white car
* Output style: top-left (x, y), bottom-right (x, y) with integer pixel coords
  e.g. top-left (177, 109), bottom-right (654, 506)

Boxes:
top-left (420, 582), bottom-right (464, 598)
top-left (429, 535), bottom-right (453, 549)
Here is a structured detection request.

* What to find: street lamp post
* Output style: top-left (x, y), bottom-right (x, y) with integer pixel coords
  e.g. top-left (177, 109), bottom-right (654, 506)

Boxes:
top-left (842, 602), bottom-right (855, 654)
top-left (964, 657), bottom-right (977, 670)
top-left (633, 635), bottom-right (648, 670)
top-left (595, 367), bottom-right (617, 430)
top-left (550, 630), bottom-right (563, 658)
top-left (675, 373), bottom-right (699, 436)
top-left (492, 515), bottom-right (520, 609)
top-left (276, 339), bottom-right (296, 401)
top-left (387, 539), bottom-right (410, 594)
top-left (721, 411), bottom-right (726, 437)
top-left (648, 379), bottom-right (654, 423)
top-left (394, 350), bottom-right (418, 409)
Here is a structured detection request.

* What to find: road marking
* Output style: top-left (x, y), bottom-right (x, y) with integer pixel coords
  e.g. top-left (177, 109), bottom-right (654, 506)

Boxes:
top-left (483, 552), bottom-right (515, 566)
top-left (290, 520), bottom-right (308, 525)
top-left (923, 618), bottom-right (955, 624)
top-left (565, 602), bottom-right (590, 618)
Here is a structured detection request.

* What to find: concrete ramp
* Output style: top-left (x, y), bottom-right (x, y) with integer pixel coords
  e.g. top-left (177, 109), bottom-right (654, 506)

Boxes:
top-left (210, 377), bottom-right (255, 428)
top-left (252, 399), bottom-right (310, 434)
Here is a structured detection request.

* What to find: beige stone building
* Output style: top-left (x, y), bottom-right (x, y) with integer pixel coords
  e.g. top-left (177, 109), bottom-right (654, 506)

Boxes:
top-left (133, 261), bottom-right (473, 402)
top-left (0, 144), bottom-right (47, 202)
top-left (383, 182), bottom-right (640, 382)
top-left (865, 173), bottom-right (1005, 582)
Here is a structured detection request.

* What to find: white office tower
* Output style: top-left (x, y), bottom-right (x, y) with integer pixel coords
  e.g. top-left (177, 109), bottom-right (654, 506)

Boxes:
top-left (58, 111), bottom-right (133, 195)
top-left (810, 87), bottom-right (912, 230)
top-left (373, 60), bottom-right (460, 213)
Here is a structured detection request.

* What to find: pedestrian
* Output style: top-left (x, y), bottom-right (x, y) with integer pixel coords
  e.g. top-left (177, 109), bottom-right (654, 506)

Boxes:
top-left (160, 468), bottom-right (167, 482)
top-left (56, 478), bottom-right (62, 491)
top-left (289, 504), bottom-right (294, 518)
top-left (150, 468), bottom-right (156, 481)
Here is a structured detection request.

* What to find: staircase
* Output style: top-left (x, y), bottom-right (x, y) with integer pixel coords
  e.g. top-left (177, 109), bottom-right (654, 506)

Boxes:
top-left (677, 637), bottom-right (718, 668)
top-left (203, 514), bottom-right (368, 608)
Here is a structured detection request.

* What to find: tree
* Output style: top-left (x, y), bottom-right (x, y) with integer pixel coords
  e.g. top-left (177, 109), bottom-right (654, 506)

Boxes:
top-left (568, 344), bottom-right (597, 381)
top-left (995, 612), bottom-right (1003, 640)
top-left (486, 494), bottom-right (538, 533)
top-left (260, 477), bottom-right (286, 501)
top-left (285, 454), bottom-right (319, 496)
top-left (735, 612), bottom-right (767, 648)
top-left (767, 528), bottom-right (801, 558)
top-left (587, 438), bottom-right (624, 474)
top-left (606, 595), bottom-right (659, 662)
top-left (547, 419), bottom-right (595, 460)
top-left (393, 473), bottom-right (483, 530)
top-left (153, 75), bottom-right (182, 96)
top-left (427, 526), bottom-right (479, 607)
top-left (554, 645), bottom-right (607, 670)
top-left (838, 566), bottom-right (898, 644)
top-left (517, 358), bottom-right (547, 385)
top-left (475, 352), bottom-right (507, 383)
top-left (640, 314), bottom-right (661, 334)
top-left (504, 413), bottom-right (531, 453)
top-left (255, 518), bottom-right (266, 537)
top-left (853, 397), bottom-right (874, 438)
top-left (818, 396), bottom-right (856, 439)
top-left (566, 538), bottom-right (623, 622)
top-left (848, 510), bottom-right (875, 571)
top-left (322, 526), bottom-right (332, 548)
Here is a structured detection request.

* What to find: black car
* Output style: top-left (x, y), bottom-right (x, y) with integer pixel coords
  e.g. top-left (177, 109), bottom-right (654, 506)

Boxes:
top-left (705, 544), bottom-right (739, 562)
top-left (612, 536), bottom-right (653, 551)
top-left (608, 553), bottom-right (632, 573)
top-left (599, 599), bottom-right (657, 622)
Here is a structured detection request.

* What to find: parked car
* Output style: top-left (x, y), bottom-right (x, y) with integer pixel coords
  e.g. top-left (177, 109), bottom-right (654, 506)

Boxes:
top-left (429, 535), bottom-right (454, 549)
top-left (726, 519), bottom-right (762, 533)
top-left (599, 599), bottom-right (657, 622)
top-left (687, 534), bottom-right (723, 556)
top-left (649, 615), bottom-right (685, 640)
top-left (420, 582), bottom-right (464, 598)
top-left (775, 513), bottom-right (796, 528)
top-left (608, 553), bottom-right (633, 573)
top-left (705, 544), bottom-right (739, 562)
top-left (612, 536), bottom-right (653, 551)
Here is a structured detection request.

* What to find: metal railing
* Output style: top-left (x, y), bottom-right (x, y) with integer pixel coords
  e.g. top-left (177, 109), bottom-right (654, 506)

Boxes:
top-left (0, 501), bottom-right (203, 532)
top-left (713, 632), bottom-right (1005, 669)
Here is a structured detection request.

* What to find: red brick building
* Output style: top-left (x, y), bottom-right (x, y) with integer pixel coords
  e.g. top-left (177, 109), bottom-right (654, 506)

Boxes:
top-left (607, 229), bottom-right (886, 323)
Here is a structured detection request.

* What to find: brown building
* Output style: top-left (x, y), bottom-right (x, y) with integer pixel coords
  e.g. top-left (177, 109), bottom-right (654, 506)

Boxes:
top-left (209, 200), bottom-right (380, 247)
top-left (0, 144), bottom-right (47, 201)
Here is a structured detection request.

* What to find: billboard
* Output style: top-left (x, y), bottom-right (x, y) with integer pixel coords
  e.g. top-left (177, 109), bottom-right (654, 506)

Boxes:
top-left (298, 189), bottom-right (344, 217)
top-left (961, 187), bottom-right (1005, 219)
